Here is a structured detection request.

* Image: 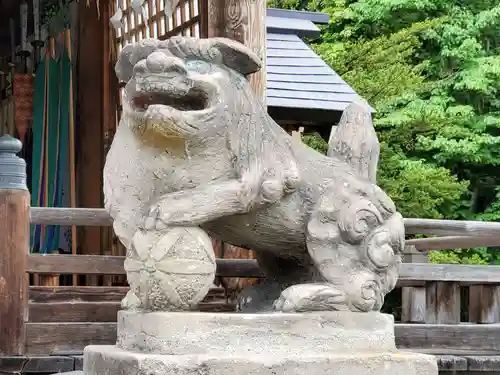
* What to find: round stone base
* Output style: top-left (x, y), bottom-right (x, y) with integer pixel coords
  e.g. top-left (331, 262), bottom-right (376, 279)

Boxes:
top-left (116, 310), bottom-right (396, 356)
top-left (84, 345), bottom-right (438, 375)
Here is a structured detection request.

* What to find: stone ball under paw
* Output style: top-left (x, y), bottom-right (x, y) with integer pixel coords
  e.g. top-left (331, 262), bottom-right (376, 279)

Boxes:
top-left (124, 226), bottom-right (216, 311)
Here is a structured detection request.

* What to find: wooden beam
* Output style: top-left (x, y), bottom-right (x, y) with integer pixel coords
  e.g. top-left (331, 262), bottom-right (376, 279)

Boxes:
top-left (76, 0), bottom-right (106, 285)
top-left (27, 255), bottom-right (125, 275)
top-left (205, 0), bottom-right (266, 103)
top-left (23, 322), bottom-right (500, 355)
top-left (27, 255), bottom-right (266, 278)
top-left (28, 300), bottom-right (235, 323)
top-left (407, 235), bottom-right (500, 251)
top-left (101, 0), bottom-right (121, 288)
top-left (0, 355), bottom-right (75, 374)
top-left (469, 285), bottom-right (500, 324)
top-left (405, 218), bottom-right (500, 236)
top-left (26, 322), bottom-right (117, 355)
top-left (26, 254), bottom-right (500, 286)
top-left (29, 286), bottom-right (130, 302)
top-left (0, 137), bottom-right (29, 356)
top-left (29, 302), bottom-right (121, 323)
top-left (0, 192), bottom-right (29, 355)
top-left (396, 324), bottom-right (500, 352)
top-left (29, 207), bottom-right (500, 242)
top-left (28, 285), bottom-right (225, 303)
top-left (30, 207), bottom-right (112, 226)
top-left (399, 263), bottom-right (500, 285)
top-left (425, 281), bottom-right (460, 324)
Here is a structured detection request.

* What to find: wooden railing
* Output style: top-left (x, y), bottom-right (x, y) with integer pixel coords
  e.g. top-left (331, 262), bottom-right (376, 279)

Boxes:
top-left (24, 210), bottom-right (500, 347)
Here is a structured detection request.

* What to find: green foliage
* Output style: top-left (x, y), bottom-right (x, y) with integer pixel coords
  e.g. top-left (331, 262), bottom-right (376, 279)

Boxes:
top-left (301, 133), bottom-right (329, 155)
top-left (274, 0), bottom-right (500, 265)
top-left (377, 143), bottom-right (469, 219)
top-left (428, 249), bottom-right (490, 264)
top-left (42, 0), bottom-right (72, 37)
top-left (267, 0), bottom-right (320, 10)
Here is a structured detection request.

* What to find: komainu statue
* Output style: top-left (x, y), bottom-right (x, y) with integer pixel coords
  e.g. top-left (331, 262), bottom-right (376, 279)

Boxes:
top-left (103, 36), bottom-right (404, 314)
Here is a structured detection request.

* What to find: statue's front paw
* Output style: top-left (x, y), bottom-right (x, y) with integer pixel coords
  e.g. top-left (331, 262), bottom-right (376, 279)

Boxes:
top-left (143, 204), bottom-right (170, 231)
top-left (236, 172), bottom-right (262, 210)
top-left (273, 284), bottom-right (347, 313)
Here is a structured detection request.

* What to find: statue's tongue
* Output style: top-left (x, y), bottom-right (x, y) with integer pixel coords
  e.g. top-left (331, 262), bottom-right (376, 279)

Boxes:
top-left (133, 93), bottom-right (167, 111)
top-left (133, 95), bottom-right (151, 109)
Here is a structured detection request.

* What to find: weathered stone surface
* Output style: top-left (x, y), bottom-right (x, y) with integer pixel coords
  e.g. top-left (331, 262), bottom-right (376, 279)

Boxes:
top-left (116, 310), bottom-right (396, 355)
top-left (435, 355), bottom-right (468, 371)
top-left (84, 345), bottom-right (438, 375)
top-left (465, 355), bottom-right (500, 371)
top-left (104, 36), bottom-right (405, 313)
top-left (83, 312), bottom-right (438, 375)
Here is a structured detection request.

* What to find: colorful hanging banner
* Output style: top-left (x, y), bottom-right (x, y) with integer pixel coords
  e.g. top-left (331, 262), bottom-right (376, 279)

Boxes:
top-left (30, 35), bottom-right (73, 254)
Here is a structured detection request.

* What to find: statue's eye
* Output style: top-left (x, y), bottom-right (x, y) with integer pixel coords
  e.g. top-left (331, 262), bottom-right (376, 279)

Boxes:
top-left (185, 59), bottom-right (214, 74)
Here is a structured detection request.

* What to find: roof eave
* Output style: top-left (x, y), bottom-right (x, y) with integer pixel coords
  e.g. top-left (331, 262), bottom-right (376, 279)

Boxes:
top-left (266, 27), bottom-right (320, 39)
top-left (267, 8), bottom-right (330, 24)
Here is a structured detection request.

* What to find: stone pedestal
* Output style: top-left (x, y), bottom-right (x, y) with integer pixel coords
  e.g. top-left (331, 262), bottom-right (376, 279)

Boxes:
top-left (84, 310), bottom-right (438, 375)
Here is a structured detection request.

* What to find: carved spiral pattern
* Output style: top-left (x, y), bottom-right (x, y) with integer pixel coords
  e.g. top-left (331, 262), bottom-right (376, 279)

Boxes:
top-left (337, 199), bottom-right (383, 244)
top-left (349, 212), bottom-right (403, 311)
top-left (305, 179), bottom-right (405, 313)
top-left (364, 229), bottom-right (396, 270)
top-left (347, 270), bottom-right (382, 312)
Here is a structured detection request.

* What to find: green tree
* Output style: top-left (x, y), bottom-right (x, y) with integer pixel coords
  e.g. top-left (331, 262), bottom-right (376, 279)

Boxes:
top-left (283, 0), bottom-right (500, 264)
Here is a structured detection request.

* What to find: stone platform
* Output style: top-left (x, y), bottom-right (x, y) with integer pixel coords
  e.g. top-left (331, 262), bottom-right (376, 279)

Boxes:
top-left (84, 310), bottom-right (438, 375)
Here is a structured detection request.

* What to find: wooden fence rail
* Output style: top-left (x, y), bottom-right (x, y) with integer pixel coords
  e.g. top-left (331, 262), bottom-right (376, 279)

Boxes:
top-left (31, 206), bottom-right (500, 235)
top-left (30, 207), bottom-right (500, 251)
top-left (406, 235), bottom-right (500, 251)
top-left (25, 253), bottom-right (500, 286)
top-left (17, 268), bottom-right (500, 356)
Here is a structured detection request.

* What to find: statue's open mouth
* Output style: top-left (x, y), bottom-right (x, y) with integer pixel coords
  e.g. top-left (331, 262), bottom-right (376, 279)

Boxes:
top-left (130, 79), bottom-right (216, 114)
top-left (132, 92), bottom-right (207, 112)
top-left (125, 74), bottom-right (220, 137)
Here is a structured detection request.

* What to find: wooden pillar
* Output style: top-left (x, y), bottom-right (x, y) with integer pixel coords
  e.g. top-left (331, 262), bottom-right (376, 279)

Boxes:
top-left (401, 245), bottom-right (429, 323)
top-left (0, 135), bottom-right (29, 355)
top-left (101, 0), bottom-right (120, 287)
top-left (77, 0), bottom-right (106, 285)
top-left (205, 0), bottom-right (266, 294)
top-left (205, 0), bottom-right (266, 104)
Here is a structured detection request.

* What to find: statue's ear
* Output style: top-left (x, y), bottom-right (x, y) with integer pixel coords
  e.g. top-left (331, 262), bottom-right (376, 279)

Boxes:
top-left (211, 38), bottom-right (262, 76)
top-left (115, 39), bottom-right (160, 83)
top-left (115, 43), bottom-right (135, 83)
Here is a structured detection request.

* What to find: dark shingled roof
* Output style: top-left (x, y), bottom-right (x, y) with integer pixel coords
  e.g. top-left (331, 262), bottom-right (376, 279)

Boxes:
top-left (265, 9), bottom-right (368, 112)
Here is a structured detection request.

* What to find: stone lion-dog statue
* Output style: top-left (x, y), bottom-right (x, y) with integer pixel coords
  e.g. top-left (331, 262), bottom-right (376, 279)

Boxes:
top-left (103, 36), bottom-right (404, 314)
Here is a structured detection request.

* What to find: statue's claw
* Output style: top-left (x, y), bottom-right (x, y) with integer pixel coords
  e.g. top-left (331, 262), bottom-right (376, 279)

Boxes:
top-left (143, 202), bottom-right (175, 230)
top-left (143, 205), bottom-right (169, 231)
top-left (273, 284), bottom-right (347, 312)
top-left (237, 280), bottom-right (282, 313)
top-left (121, 290), bottom-right (142, 310)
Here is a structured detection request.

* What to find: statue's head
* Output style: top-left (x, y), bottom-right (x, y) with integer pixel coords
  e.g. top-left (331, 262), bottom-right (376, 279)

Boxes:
top-left (115, 37), bottom-right (261, 140)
